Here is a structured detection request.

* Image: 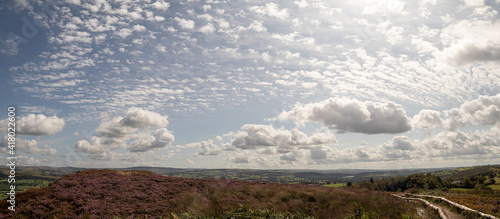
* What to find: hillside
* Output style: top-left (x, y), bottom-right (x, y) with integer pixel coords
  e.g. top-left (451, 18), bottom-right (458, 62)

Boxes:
top-left (432, 165), bottom-right (500, 180)
top-left (0, 169), bottom-right (431, 218)
top-left (0, 166), bottom-right (445, 200)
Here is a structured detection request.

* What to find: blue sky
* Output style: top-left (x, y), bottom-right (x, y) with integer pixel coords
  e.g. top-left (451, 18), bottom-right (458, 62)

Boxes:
top-left (1, 0), bottom-right (500, 169)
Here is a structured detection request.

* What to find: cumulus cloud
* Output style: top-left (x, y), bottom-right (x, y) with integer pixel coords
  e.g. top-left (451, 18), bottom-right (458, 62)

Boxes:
top-left (249, 3), bottom-right (289, 19)
top-left (439, 20), bottom-right (500, 67)
top-left (229, 151), bottom-right (253, 163)
top-left (441, 94), bottom-right (500, 131)
top-left (443, 43), bottom-right (500, 67)
top-left (75, 136), bottom-right (115, 160)
top-left (75, 108), bottom-right (174, 159)
top-left (151, 0), bottom-right (170, 10)
top-left (412, 109), bottom-right (443, 130)
top-left (174, 17), bottom-right (195, 29)
top-left (280, 150), bottom-right (305, 162)
top-left (278, 98), bottom-right (412, 134)
top-left (195, 95), bottom-right (500, 167)
top-left (193, 141), bottom-right (223, 156)
top-left (460, 94), bottom-right (500, 126)
top-left (0, 114), bottom-right (65, 136)
top-left (121, 107), bottom-right (168, 128)
top-left (230, 124), bottom-right (337, 150)
top-left (199, 23), bottom-right (215, 34)
top-left (0, 136), bottom-right (57, 155)
top-left (310, 146), bottom-right (328, 160)
top-left (128, 128), bottom-right (174, 152)
top-left (419, 129), bottom-right (498, 157)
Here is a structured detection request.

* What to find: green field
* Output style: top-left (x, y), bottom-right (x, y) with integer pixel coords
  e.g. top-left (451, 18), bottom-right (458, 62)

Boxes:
top-left (449, 188), bottom-right (473, 192)
top-left (488, 177), bottom-right (500, 190)
top-left (322, 183), bottom-right (346, 188)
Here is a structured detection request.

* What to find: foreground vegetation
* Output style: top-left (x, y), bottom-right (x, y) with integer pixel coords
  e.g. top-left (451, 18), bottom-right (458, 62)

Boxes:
top-left (354, 165), bottom-right (500, 218)
top-left (0, 169), bottom-right (427, 218)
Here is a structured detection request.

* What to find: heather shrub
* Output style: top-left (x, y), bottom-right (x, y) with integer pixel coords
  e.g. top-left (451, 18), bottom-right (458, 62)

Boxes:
top-left (0, 169), bottom-right (425, 219)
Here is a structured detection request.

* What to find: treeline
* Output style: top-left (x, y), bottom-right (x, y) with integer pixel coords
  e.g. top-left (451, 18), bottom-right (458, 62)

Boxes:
top-left (356, 172), bottom-right (496, 192)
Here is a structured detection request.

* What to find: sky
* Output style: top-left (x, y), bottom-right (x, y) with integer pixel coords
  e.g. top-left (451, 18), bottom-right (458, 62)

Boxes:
top-left (0, 0), bottom-right (499, 170)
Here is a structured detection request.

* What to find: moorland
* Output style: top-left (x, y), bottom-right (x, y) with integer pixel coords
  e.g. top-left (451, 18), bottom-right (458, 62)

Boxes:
top-left (0, 165), bottom-right (498, 218)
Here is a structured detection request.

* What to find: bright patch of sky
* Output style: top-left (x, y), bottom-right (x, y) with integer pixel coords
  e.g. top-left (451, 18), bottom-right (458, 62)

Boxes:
top-left (1, 0), bottom-right (499, 169)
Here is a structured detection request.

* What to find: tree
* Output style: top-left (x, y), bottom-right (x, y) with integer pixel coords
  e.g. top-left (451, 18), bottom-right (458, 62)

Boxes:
top-left (463, 177), bottom-right (473, 188)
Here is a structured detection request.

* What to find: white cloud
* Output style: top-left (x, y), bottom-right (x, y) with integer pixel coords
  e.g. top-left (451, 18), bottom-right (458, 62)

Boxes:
top-left (230, 124), bottom-right (337, 150)
top-left (152, 0), bottom-right (170, 10)
top-left (438, 20), bottom-right (500, 67)
top-left (75, 108), bottom-right (174, 159)
top-left (174, 17), bottom-right (195, 29)
top-left (439, 94), bottom-right (500, 131)
top-left (362, 0), bottom-right (407, 15)
top-left (280, 150), bottom-right (305, 162)
top-left (75, 136), bottom-right (116, 160)
top-left (120, 107), bottom-right (168, 128)
top-left (199, 23), bottom-right (215, 34)
top-left (0, 136), bottom-right (57, 155)
top-left (229, 151), bottom-right (253, 163)
top-left (249, 3), bottom-right (289, 19)
top-left (0, 114), bottom-right (65, 136)
top-left (310, 146), bottom-right (328, 160)
top-left (278, 98), bottom-right (412, 134)
top-left (128, 128), bottom-right (174, 152)
top-left (65, 0), bottom-right (81, 5)
top-left (412, 109), bottom-right (443, 130)
top-left (192, 141), bottom-right (223, 156)
top-left (132, 24), bottom-right (146, 32)
top-left (115, 28), bottom-right (133, 38)
top-left (462, 0), bottom-right (484, 7)
top-left (294, 0), bottom-right (309, 8)
top-left (383, 136), bottom-right (415, 151)
top-left (247, 20), bottom-right (267, 32)
top-left (460, 94), bottom-right (500, 126)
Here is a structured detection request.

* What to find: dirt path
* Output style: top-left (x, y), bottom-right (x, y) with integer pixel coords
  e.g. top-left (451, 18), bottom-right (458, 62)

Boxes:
top-left (394, 194), bottom-right (499, 219)
top-left (393, 194), bottom-right (464, 219)
top-left (439, 205), bottom-right (465, 219)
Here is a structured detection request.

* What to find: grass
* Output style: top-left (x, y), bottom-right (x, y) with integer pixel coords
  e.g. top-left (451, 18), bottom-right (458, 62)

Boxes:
top-left (0, 179), bottom-right (53, 199)
top-left (487, 177), bottom-right (500, 190)
top-left (448, 188), bottom-right (473, 192)
top-left (489, 184), bottom-right (500, 190)
top-left (322, 183), bottom-right (346, 188)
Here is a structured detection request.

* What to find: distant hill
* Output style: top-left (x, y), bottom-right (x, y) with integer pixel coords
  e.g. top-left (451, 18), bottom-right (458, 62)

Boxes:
top-left (0, 169), bottom-right (426, 218)
top-left (431, 165), bottom-right (500, 180)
